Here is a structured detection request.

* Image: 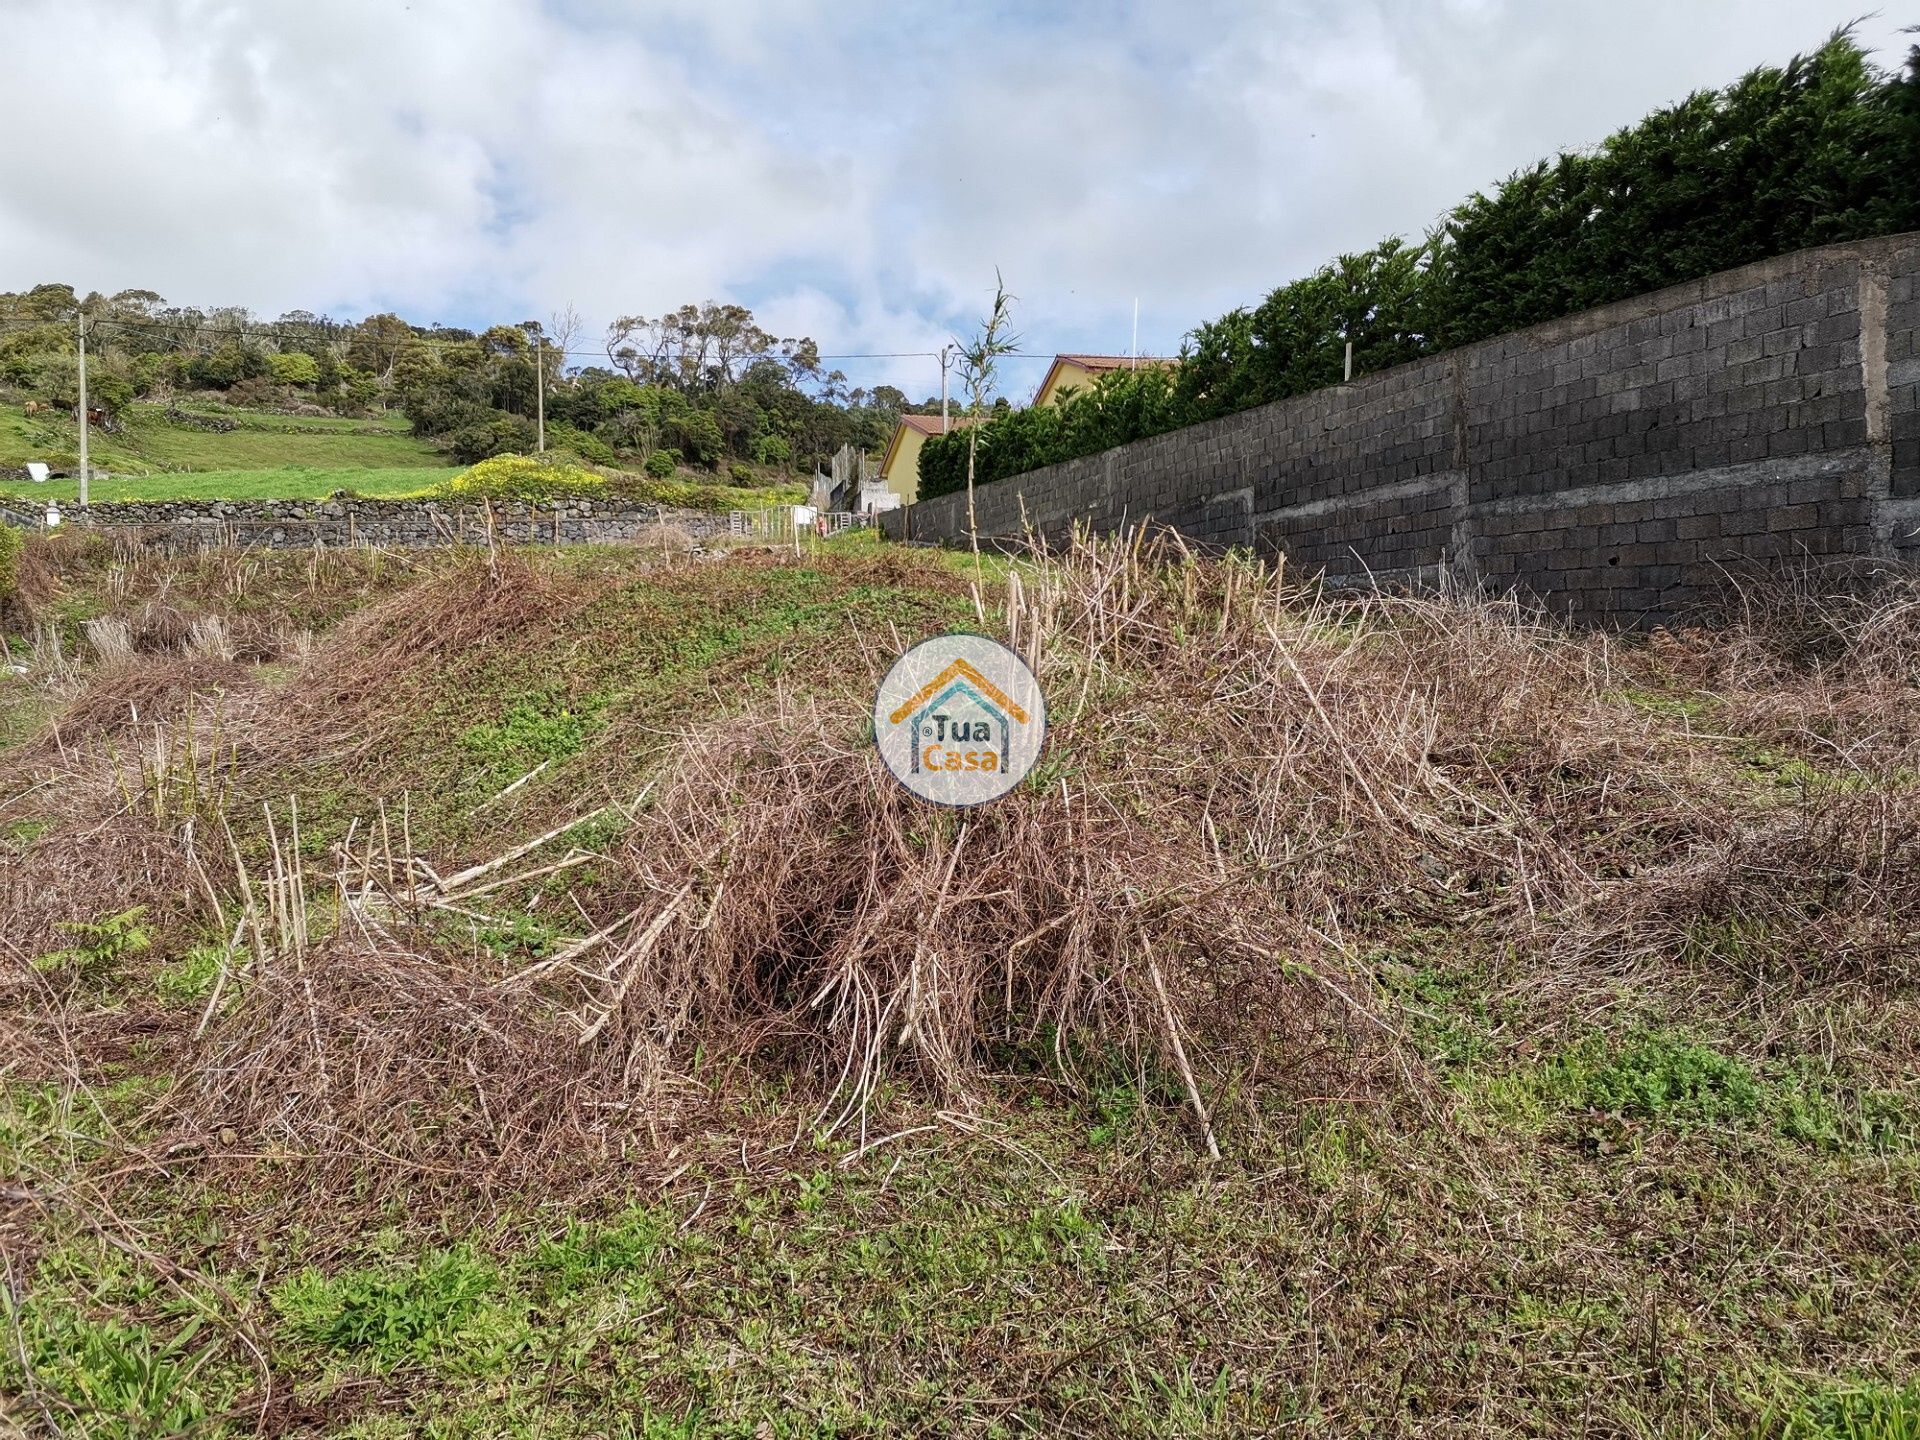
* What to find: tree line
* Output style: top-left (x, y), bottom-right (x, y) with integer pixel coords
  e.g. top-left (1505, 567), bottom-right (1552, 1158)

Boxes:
top-left (919, 29), bottom-right (1920, 500)
top-left (0, 290), bottom-right (940, 476)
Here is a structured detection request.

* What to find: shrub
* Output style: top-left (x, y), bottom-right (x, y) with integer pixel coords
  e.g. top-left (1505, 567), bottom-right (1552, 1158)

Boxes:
top-left (729, 462), bottom-right (757, 486)
top-left (187, 341), bottom-right (268, 389)
top-left (157, 944), bottom-right (229, 1007)
top-left (438, 453), bottom-right (606, 501)
top-left (268, 352), bottom-right (320, 387)
top-left (0, 523), bottom-right (22, 624)
top-left (225, 376), bottom-right (284, 410)
top-left (548, 422), bottom-right (615, 464)
top-left (644, 449), bottom-right (677, 479)
top-left (89, 372), bottom-right (136, 420)
top-left (448, 414), bottom-right (538, 464)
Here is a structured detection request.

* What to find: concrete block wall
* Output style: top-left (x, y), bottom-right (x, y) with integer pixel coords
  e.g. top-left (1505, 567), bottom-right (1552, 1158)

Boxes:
top-left (60, 497), bottom-right (734, 551)
top-left (884, 233), bottom-right (1920, 623)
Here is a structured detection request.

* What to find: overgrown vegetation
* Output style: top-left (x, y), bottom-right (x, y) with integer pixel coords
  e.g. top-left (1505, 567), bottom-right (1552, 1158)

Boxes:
top-left (3, 531), bottom-right (1918, 1435)
top-left (920, 29), bottom-right (1920, 497)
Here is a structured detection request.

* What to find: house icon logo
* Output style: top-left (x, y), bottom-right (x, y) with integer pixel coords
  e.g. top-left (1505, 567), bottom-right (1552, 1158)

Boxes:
top-left (873, 635), bottom-right (1046, 805)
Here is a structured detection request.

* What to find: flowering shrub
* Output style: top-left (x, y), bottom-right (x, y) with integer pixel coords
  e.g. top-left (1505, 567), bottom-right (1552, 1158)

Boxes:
top-left (438, 454), bottom-right (606, 501)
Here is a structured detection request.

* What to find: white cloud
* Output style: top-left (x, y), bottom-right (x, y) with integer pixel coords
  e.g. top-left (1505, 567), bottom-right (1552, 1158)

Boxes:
top-left (0, 0), bottom-right (1907, 397)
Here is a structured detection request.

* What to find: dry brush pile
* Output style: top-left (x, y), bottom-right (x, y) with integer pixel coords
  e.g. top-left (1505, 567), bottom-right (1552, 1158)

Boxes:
top-left (4, 534), bottom-right (1918, 1206)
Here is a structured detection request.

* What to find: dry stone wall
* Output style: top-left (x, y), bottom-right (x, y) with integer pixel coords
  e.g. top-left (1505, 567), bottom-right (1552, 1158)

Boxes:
top-left (884, 234), bottom-right (1920, 623)
top-left (53, 497), bottom-right (734, 550)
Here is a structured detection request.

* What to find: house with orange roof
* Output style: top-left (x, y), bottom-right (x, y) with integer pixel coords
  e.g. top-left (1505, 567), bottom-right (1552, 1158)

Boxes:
top-left (1032, 353), bottom-right (1176, 408)
top-left (875, 412), bottom-right (981, 505)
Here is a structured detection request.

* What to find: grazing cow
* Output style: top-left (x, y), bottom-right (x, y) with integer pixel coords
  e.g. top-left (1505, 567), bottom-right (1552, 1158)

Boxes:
top-left (22, 400), bottom-right (43, 415)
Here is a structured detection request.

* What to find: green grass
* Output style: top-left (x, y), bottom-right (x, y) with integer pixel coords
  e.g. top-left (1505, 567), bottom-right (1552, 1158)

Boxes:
top-left (156, 403), bottom-right (415, 435)
top-left (0, 465), bottom-right (453, 503)
top-left (1769, 1380), bottom-right (1920, 1439)
top-left (0, 394), bottom-right (454, 503)
top-left (273, 1247), bottom-right (519, 1374)
top-left (0, 399), bottom-right (823, 507)
top-left (20, 1091), bottom-right (1920, 1437)
top-left (0, 402), bottom-right (448, 476)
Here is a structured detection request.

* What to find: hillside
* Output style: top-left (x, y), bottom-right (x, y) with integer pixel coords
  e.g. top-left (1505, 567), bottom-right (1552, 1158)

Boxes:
top-left (2, 532), bottom-right (1918, 1436)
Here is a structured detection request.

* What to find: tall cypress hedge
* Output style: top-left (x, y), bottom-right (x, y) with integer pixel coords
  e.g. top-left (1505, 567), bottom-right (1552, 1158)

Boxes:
top-left (920, 31), bottom-right (1920, 501)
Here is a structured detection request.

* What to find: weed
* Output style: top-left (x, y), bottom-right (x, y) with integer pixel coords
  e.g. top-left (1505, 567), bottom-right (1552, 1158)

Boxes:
top-left (1087, 1080), bottom-right (1143, 1147)
top-left (1616, 685), bottom-right (1716, 722)
top-left (525, 1207), bottom-right (675, 1295)
top-left (3, 815), bottom-right (50, 848)
top-left (1737, 744), bottom-right (1871, 796)
top-left (33, 906), bottom-right (152, 983)
top-left (1, 1299), bottom-right (219, 1440)
top-left (458, 696), bottom-right (605, 773)
top-left (155, 943), bottom-right (229, 1007)
top-left (476, 913), bottom-right (561, 962)
top-left (272, 1247), bottom-right (524, 1374)
top-left (1769, 1062), bottom-right (1917, 1154)
top-left (1574, 1033), bottom-right (1762, 1124)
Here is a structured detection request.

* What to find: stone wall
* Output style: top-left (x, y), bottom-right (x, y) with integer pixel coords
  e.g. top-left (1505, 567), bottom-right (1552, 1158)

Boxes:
top-left (54, 497), bottom-right (735, 550)
top-left (884, 234), bottom-right (1920, 623)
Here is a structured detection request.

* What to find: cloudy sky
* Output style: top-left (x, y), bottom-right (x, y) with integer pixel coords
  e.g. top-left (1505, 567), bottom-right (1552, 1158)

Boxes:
top-left (0, 0), bottom-right (1909, 398)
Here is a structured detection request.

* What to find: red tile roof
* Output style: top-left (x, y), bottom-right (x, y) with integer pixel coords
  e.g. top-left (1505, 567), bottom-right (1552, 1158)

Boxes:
top-left (1051, 353), bottom-right (1177, 373)
top-left (896, 412), bottom-right (983, 436)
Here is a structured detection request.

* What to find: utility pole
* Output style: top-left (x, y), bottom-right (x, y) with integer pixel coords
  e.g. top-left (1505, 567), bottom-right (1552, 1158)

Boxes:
top-left (939, 344), bottom-right (953, 432)
top-left (76, 312), bottom-right (89, 506)
top-left (1343, 338), bottom-right (1353, 383)
top-left (535, 338), bottom-right (546, 453)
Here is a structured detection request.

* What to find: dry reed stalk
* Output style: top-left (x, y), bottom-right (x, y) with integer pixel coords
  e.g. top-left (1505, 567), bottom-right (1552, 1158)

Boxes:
top-left (12, 529), bottom-right (1919, 1198)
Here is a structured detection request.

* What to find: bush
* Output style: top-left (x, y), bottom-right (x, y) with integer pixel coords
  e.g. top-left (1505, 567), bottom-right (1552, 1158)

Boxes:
top-left (269, 352), bottom-right (320, 387)
top-left (664, 410), bottom-right (724, 468)
top-left (448, 414), bottom-right (538, 464)
top-left (728, 462), bottom-right (757, 486)
top-left (644, 449), bottom-right (677, 479)
top-left (548, 423), bottom-right (615, 464)
top-left (89, 372), bottom-right (136, 420)
top-left (226, 376), bottom-right (285, 410)
top-left (604, 472), bottom-right (807, 511)
top-left (437, 453), bottom-right (606, 501)
top-left (187, 341), bottom-right (268, 389)
top-left (0, 523), bottom-right (23, 625)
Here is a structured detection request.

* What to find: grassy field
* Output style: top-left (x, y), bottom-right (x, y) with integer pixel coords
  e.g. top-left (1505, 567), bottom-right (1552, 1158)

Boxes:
top-left (0, 400), bottom-right (454, 508)
top-left (0, 401), bottom-right (807, 508)
top-left (2, 535), bottom-right (1918, 1436)
top-left (0, 466), bottom-right (452, 503)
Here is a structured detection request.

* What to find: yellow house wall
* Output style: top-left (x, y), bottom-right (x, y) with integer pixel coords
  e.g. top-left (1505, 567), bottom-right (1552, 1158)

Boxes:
top-left (1034, 360), bottom-right (1098, 408)
top-left (879, 426), bottom-right (932, 504)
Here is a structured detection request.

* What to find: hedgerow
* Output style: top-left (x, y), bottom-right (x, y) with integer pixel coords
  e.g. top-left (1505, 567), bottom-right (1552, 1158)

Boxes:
top-left (922, 30), bottom-right (1920, 500)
